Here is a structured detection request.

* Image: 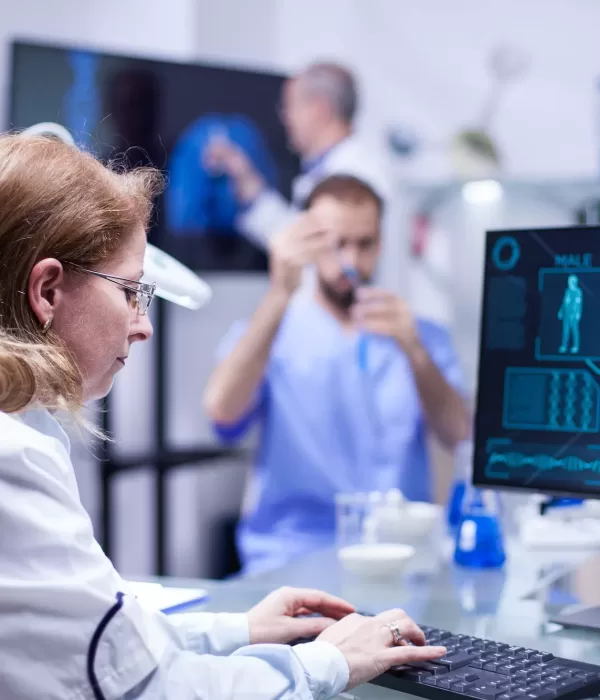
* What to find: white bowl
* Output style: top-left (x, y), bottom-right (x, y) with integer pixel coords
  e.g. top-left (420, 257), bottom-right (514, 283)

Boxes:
top-left (401, 502), bottom-right (442, 538)
top-left (338, 543), bottom-right (415, 579)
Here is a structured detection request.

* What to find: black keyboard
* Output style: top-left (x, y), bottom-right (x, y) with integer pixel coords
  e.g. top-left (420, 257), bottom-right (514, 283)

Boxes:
top-left (293, 623), bottom-right (600, 700)
top-left (374, 625), bottom-right (600, 700)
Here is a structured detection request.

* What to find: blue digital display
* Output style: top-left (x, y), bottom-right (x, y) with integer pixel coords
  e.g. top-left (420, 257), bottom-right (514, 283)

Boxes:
top-left (474, 227), bottom-right (600, 498)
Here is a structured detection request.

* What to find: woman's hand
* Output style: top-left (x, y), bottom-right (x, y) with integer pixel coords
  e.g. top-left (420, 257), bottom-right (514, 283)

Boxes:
top-left (247, 587), bottom-right (355, 645)
top-left (318, 609), bottom-right (447, 690)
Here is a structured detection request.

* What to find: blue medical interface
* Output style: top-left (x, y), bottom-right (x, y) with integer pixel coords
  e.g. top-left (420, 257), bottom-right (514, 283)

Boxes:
top-left (474, 227), bottom-right (600, 497)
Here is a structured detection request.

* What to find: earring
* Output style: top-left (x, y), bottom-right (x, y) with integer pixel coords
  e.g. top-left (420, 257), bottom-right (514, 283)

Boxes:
top-left (41, 317), bottom-right (53, 335)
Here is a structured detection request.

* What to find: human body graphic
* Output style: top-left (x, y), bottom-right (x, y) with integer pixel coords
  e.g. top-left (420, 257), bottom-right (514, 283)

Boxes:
top-left (558, 274), bottom-right (582, 354)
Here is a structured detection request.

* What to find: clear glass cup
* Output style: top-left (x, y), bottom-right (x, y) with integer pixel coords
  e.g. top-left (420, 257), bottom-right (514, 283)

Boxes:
top-left (335, 491), bottom-right (384, 550)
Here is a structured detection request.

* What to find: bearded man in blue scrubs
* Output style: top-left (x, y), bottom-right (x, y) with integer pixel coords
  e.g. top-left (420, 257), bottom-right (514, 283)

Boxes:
top-left (204, 175), bottom-right (469, 574)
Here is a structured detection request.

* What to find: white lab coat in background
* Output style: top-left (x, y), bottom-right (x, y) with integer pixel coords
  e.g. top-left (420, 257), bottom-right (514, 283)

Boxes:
top-left (239, 133), bottom-right (392, 243)
top-left (0, 409), bottom-right (348, 700)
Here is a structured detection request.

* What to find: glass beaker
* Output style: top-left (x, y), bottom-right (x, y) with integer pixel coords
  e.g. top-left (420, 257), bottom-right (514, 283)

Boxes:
top-left (454, 486), bottom-right (506, 568)
top-left (335, 491), bottom-right (384, 550)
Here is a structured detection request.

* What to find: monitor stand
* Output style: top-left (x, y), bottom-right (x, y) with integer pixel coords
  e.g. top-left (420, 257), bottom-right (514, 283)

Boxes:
top-left (520, 497), bottom-right (600, 550)
top-left (549, 605), bottom-right (600, 632)
top-left (534, 510), bottom-right (600, 633)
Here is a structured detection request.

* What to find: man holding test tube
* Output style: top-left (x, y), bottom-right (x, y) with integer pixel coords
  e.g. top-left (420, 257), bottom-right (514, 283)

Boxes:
top-left (204, 175), bottom-right (469, 575)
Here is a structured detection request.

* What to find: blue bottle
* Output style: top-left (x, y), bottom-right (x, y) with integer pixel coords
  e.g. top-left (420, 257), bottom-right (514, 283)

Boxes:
top-left (454, 487), bottom-right (506, 569)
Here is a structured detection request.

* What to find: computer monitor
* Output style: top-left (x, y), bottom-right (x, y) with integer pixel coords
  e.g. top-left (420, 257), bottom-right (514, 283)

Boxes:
top-left (473, 226), bottom-right (600, 501)
top-left (8, 40), bottom-right (299, 272)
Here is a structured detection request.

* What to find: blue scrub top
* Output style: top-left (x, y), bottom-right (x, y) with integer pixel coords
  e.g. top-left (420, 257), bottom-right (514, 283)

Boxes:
top-left (213, 294), bottom-right (464, 574)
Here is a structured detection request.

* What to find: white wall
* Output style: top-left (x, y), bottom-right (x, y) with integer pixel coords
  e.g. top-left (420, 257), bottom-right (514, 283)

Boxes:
top-left (268, 0), bottom-right (600, 181)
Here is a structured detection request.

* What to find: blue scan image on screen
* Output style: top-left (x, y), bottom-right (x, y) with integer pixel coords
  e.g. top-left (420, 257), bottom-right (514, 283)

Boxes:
top-left (536, 268), bottom-right (600, 361)
top-left (64, 50), bottom-right (101, 151)
top-left (165, 114), bottom-right (279, 236)
top-left (503, 367), bottom-right (599, 433)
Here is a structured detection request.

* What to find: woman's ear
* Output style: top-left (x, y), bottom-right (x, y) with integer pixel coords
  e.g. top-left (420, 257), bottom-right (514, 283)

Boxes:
top-left (28, 258), bottom-right (65, 326)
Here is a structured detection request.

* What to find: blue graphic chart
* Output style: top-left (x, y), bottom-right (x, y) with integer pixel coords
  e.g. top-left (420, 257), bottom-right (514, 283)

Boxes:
top-left (537, 268), bottom-right (600, 362)
top-left (484, 439), bottom-right (600, 488)
top-left (503, 367), bottom-right (599, 433)
top-left (484, 276), bottom-right (526, 351)
top-left (492, 236), bottom-right (520, 271)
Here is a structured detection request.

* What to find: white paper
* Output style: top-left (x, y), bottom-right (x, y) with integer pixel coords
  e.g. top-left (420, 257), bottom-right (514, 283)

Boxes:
top-left (127, 580), bottom-right (209, 613)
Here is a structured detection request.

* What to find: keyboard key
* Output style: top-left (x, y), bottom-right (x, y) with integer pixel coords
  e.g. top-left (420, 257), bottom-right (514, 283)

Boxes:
top-left (470, 685), bottom-right (506, 699)
top-left (555, 679), bottom-right (585, 692)
top-left (497, 664), bottom-right (521, 676)
top-left (408, 662), bottom-right (448, 676)
top-left (510, 684), bottom-right (528, 693)
top-left (525, 692), bottom-right (555, 700)
top-left (524, 682), bottom-right (542, 692)
top-left (423, 676), bottom-right (438, 686)
top-left (531, 653), bottom-right (554, 664)
top-left (533, 663), bottom-right (555, 673)
top-left (462, 673), bottom-right (480, 683)
top-left (436, 652), bottom-right (476, 671)
top-left (403, 670), bottom-right (433, 682)
top-left (453, 681), bottom-right (479, 692)
top-left (472, 659), bottom-right (485, 669)
top-left (573, 671), bottom-right (600, 681)
top-left (508, 647), bottom-right (526, 655)
top-left (390, 665), bottom-right (411, 674)
top-left (484, 662), bottom-right (502, 672)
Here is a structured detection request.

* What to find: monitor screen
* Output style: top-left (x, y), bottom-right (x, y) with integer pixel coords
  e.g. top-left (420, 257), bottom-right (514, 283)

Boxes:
top-left (8, 40), bottom-right (299, 272)
top-left (473, 226), bottom-right (600, 499)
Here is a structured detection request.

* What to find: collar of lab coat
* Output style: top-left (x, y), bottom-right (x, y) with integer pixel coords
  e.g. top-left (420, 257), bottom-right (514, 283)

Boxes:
top-left (301, 135), bottom-right (350, 174)
top-left (10, 408), bottom-right (71, 454)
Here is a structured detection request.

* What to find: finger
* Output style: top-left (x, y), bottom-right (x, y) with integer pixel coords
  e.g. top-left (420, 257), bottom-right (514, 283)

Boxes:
top-left (288, 589), bottom-right (356, 619)
top-left (381, 644), bottom-right (447, 667)
top-left (295, 225), bottom-right (333, 245)
top-left (355, 286), bottom-right (396, 302)
top-left (373, 610), bottom-right (426, 646)
top-left (352, 304), bottom-right (397, 322)
top-left (295, 607), bottom-right (312, 616)
top-left (378, 619), bottom-right (426, 647)
top-left (291, 238), bottom-right (337, 265)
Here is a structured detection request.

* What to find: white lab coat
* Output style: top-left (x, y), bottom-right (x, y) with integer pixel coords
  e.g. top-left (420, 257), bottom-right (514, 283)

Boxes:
top-left (0, 409), bottom-right (348, 700)
top-left (238, 133), bottom-right (393, 245)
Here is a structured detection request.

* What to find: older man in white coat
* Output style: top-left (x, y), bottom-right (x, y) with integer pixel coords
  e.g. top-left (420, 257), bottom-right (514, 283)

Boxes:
top-left (205, 62), bottom-right (392, 251)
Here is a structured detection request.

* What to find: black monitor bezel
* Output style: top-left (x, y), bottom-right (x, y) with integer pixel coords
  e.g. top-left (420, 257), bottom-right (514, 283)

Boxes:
top-left (472, 224), bottom-right (600, 501)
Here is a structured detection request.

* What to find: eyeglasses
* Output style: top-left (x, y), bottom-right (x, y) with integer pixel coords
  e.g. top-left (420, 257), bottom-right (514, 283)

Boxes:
top-left (66, 263), bottom-right (156, 315)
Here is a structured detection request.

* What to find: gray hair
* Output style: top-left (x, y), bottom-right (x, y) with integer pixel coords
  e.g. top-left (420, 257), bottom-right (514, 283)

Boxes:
top-left (298, 62), bottom-right (358, 123)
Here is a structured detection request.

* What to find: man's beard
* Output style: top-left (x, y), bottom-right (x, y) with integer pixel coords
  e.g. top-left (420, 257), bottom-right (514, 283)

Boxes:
top-left (319, 274), bottom-right (370, 312)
